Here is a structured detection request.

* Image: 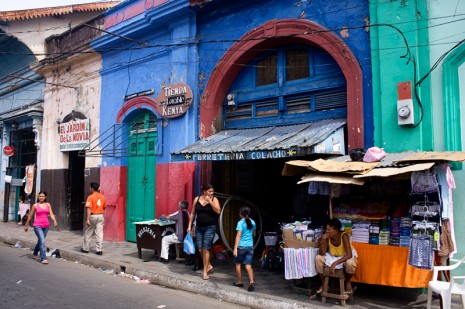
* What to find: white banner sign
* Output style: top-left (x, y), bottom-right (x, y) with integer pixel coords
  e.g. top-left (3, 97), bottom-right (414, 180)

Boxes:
top-left (59, 119), bottom-right (90, 151)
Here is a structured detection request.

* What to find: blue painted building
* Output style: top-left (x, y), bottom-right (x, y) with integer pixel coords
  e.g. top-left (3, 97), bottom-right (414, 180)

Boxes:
top-left (92, 0), bottom-right (371, 241)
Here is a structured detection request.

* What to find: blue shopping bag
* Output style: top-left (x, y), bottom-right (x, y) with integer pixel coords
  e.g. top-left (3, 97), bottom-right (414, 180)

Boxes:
top-left (183, 233), bottom-right (195, 255)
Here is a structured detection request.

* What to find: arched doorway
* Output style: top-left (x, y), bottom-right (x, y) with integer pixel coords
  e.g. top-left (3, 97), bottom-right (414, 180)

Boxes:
top-left (125, 110), bottom-right (158, 242)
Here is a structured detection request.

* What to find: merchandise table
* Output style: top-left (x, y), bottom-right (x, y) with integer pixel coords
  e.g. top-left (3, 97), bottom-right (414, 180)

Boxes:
top-left (352, 242), bottom-right (432, 288)
top-left (134, 220), bottom-right (176, 259)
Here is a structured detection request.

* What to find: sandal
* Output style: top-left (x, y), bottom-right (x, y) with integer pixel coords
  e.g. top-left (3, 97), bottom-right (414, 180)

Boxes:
top-left (207, 265), bottom-right (214, 274)
top-left (309, 287), bottom-right (323, 300)
top-left (33, 255), bottom-right (40, 261)
top-left (41, 260), bottom-right (48, 264)
top-left (248, 283), bottom-right (255, 292)
top-left (202, 275), bottom-right (209, 280)
top-left (344, 290), bottom-right (353, 295)
top-left (233, 282), bottom-right (244, 287)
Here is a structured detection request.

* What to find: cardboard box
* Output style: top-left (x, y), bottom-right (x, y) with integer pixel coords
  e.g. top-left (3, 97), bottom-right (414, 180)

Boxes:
top-left (283, 237), bottom-right (319, 248)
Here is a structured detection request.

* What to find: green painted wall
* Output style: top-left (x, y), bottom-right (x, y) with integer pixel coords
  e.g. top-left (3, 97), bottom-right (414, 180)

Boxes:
top-left (370, 0), bottom-right (432, 151)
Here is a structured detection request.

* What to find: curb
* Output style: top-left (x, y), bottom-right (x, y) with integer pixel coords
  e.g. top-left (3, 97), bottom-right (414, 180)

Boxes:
top-left (1, 235), bottom-right (316, 309)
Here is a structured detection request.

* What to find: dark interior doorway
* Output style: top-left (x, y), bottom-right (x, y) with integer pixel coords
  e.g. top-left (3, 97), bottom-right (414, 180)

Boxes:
top-left (68, 151), bottom-right (85, 230)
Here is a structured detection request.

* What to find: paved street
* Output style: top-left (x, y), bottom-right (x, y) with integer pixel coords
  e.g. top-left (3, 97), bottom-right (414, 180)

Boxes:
top-left (2, 221), bottom-right (463, 309)
top-left (0, 243), bottom-right (246, 309)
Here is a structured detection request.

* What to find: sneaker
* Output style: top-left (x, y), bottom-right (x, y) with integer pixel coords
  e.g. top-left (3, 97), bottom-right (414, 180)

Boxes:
top-left (80, 248), bottom-right (89, 253)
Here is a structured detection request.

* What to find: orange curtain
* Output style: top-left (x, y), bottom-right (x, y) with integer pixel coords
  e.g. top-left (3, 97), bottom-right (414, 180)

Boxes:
top-left (352, 242), bottom-right (432, 288)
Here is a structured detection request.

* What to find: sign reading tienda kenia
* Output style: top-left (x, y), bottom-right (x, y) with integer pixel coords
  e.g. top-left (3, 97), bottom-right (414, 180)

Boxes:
top-left (154, 83), bottom-right (193, 118)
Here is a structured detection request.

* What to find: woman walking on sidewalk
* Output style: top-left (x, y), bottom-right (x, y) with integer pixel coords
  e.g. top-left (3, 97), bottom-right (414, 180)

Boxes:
top-left (24, 191), bottom-right (58, 264)
top-left (233, 206), bottom-right (256, 292)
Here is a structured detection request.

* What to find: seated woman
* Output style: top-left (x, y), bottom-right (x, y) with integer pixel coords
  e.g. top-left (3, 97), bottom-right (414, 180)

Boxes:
top-left (312, 218), bottom-right (358, 299)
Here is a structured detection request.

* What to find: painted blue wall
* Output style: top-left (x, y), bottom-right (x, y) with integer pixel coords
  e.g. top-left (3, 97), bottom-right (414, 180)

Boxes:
top-left (95, 8), bottom-right (198, 166)
top-left (95, 0), bottom-right (372, 168)
top-left (196, 0), bottom-right (373, 146)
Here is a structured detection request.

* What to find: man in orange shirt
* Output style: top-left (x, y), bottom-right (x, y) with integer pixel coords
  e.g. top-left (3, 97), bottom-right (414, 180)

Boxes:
top-left (81, 182), bottom-right (107, 255)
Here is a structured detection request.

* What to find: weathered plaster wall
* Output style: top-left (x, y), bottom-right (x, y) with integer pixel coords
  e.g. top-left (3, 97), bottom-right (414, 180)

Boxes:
top-left (41, 53), bottom-right (103, 170)
top-left (0, 12), bottom-right (104, 61)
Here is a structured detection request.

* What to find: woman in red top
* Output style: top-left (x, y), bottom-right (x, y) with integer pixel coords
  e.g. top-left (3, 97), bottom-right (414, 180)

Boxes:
top-left (24, 191), bottom-right (58, 264)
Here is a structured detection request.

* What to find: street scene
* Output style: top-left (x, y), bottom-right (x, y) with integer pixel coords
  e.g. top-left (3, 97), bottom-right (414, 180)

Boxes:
top-left (1, 0), bottom-right (465, 308)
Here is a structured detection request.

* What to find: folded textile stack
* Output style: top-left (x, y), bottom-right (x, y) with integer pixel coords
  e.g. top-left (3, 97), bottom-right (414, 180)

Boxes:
top-left (351, 220), bottom-right (370, 243)
top-left (389, 217), bottom-right (401, 246)
top-left (400, 217), bottom-right (411, 247)
top-left (369, 222), bottom-right (380, 245)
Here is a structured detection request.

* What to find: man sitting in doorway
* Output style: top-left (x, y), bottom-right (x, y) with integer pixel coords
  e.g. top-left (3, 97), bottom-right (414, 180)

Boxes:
top-left (159, 200), bottom-right (190, 264)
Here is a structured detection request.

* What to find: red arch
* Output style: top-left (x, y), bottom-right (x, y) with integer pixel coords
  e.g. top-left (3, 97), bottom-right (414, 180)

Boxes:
top-left (116, 96), bottom-right (158, 123)
top-left (200, 18), bottom-right (364, 149)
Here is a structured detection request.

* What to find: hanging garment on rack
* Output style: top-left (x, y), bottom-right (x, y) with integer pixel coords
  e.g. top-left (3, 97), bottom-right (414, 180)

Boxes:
top-left (408, 234), bottom-right (434, 270)
top-left (433, 163), bottom-right (456, 219)
top-left (308, 181), bottom-right (331, 196)
top-left (438, 219), bottom-right (455, 257)
top-left (410, 202), bottom-right (441, 223)
top-left (411, 221), bottom-right (440, 250)
top-left (411, 171), bottom-right (439, 194)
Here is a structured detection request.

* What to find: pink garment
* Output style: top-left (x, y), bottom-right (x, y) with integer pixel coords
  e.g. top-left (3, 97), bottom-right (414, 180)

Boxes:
top-left (18, 202), bottom-right (30, 218)
top-left (33, 203), bottom-right (50, 228)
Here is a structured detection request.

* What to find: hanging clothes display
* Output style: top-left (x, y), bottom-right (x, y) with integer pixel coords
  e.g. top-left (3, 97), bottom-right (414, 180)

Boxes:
top-left (408, 234), bottom-right (434, 270)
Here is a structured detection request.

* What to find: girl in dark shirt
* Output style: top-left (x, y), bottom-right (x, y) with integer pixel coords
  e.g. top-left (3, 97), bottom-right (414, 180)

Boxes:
top-left (187, 183), bottom-right (221, 280)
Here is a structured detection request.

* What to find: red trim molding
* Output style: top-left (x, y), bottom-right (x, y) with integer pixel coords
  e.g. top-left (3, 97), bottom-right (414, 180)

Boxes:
top-left (200, 18), bottom-right (364, 149)
top-left (116, 96), bottom-right (158, 123)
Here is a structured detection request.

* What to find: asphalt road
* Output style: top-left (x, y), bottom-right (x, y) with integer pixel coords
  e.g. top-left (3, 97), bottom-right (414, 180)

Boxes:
top-left (0, 243), bottom-right (247, 309)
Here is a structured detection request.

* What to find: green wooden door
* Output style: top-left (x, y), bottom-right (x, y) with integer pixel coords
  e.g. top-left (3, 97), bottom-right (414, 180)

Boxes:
top-left (126, 113), bottom-right (157, 242)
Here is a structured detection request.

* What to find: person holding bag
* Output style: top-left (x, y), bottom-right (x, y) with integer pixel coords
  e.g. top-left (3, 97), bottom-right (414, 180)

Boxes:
top-left (187, 183), bottom-right (221, 280)
top-left (24, 191), bottom-right (58, 265)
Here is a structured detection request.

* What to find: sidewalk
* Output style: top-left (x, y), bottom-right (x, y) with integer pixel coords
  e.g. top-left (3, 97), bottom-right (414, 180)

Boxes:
top-left (0, 222), bottom-right (453, 309)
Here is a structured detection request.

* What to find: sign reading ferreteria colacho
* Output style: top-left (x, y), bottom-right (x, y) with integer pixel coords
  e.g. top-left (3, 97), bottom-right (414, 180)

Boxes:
top-left (154, 83), bottom-right (193, 118)
top-left (59, 119), bottom-right (90, 151)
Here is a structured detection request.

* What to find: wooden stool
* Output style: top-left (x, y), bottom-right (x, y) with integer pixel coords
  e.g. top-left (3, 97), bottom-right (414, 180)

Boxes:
top-left (321, 267), bottom-right (350, 306)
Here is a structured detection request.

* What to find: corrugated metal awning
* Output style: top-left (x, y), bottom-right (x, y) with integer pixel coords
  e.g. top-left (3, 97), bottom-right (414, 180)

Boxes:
top-left (171, 118), bottom-right (346, 161)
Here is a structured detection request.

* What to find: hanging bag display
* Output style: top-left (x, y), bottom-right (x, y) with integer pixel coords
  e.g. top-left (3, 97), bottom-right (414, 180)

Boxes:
top-left (183, 233), bottom-right (195, 255)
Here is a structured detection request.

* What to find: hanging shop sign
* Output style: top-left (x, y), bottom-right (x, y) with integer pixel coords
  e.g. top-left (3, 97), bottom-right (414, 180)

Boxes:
top-left (3, 145), bottom-right (14, 156)
top-left (154, 83), bottom-right (193, 118)
top-left (24, 164), bottom-right (34, 195)
top-left (59, 119), bottom-right (90, 151)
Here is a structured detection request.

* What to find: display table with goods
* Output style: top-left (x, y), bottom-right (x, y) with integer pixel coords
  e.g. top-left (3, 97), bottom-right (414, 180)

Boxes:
top-left (134, 219), bottom-right (176, 259)
top-left (282, 151), bottom-right (465, 288)
top-left (282, 222), bottom-right (321, 280)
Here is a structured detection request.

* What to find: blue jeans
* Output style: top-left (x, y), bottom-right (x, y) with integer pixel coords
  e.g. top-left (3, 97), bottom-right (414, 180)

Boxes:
top-left (195, 225), bottom-right (216, 250)
top-left (33, 226), bottom-right (49, 261)
top-left (235, 246), bottom-right (253, 265)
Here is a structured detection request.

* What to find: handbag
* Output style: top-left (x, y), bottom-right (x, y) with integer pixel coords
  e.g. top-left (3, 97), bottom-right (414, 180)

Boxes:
top-left (183, 233), bottom-right (195, 255)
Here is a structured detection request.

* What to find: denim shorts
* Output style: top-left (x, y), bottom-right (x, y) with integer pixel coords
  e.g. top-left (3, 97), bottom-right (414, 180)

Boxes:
top-left (195, 225), bottom-right (216, 250)
top-left (235, 246), bottom-right (253, 265)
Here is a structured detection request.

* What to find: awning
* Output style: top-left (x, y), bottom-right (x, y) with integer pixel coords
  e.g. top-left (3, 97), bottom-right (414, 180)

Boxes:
top-left (283, 151), bottom-right (465, 185)
top-left (298, 172), bottom-right (365, 186)
top-left (171, 118), bottom-right (346, 161)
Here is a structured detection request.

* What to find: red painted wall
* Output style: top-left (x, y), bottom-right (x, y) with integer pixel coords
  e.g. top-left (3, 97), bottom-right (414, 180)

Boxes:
top-left (100, 166), bottom-right (127, 242)
top-left (156, 162), bottom-right (196, 217)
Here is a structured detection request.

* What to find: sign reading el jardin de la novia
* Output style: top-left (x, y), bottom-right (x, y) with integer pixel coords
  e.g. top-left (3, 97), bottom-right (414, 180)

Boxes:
top-left (154, 83), bottom-right (193, 118)
top-left (59, 119), bottom-right (90, 151)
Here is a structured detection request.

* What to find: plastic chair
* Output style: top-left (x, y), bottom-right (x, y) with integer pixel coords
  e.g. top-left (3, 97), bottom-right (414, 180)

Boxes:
top-left (427, 256), bottom-right (465, 309)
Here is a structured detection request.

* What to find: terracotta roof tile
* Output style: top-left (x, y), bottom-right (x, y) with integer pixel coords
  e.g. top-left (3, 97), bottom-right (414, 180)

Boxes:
top-left (0, 2), bottom-right (121, 22)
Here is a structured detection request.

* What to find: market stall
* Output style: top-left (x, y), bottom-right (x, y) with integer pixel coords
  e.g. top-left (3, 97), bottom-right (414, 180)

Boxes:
top-left (282, 151), bottom-right (465, 288)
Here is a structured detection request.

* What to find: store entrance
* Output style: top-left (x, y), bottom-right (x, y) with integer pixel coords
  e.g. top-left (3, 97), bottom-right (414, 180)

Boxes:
top-left (68, 151), bottom-right (85, 230)
top-left (212, 158), bottom-right (330, 255)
